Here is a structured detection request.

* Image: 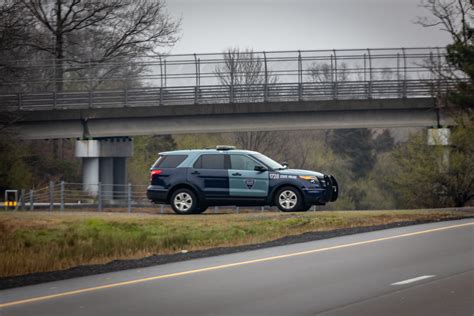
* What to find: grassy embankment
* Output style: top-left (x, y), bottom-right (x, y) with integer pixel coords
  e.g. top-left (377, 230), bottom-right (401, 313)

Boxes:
top-left (0, 210), bottom-right (472, 278)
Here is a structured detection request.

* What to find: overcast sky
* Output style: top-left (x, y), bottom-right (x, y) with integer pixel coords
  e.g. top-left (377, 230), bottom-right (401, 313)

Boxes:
top-left (165, 0), bottom-right (451, 54)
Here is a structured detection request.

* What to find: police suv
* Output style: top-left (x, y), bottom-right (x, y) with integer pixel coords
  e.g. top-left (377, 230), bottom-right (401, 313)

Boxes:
top-left (147, 146), bottom-right (338, 214)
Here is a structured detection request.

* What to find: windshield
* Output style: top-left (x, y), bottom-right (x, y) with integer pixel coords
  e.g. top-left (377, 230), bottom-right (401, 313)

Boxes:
top-left (251, 153), bottom-right (285, 170)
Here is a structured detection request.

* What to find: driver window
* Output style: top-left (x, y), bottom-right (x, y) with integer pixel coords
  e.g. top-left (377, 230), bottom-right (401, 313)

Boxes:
top-left (230, 155), bottom-right (260, 171)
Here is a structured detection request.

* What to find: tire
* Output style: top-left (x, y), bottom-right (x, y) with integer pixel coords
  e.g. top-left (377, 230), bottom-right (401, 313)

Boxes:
top-left (193, 206), bottom-right (208, 214)
top-left (275, 186), bottom-right (304, 212)
top-left (170, 188), bottom-right (198, 215)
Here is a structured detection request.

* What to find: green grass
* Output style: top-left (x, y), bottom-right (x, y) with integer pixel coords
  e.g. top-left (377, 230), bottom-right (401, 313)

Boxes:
top-left (0, 210), bottom-right (472, 278)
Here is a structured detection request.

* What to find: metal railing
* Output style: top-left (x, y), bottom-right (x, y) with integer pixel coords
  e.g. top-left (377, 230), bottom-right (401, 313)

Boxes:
top-left (14, 181), bottom-right (284, 214)
top-left (0, 47), bottom-right (461, 111)
top-left (0, 80), bottom-right (460, 111)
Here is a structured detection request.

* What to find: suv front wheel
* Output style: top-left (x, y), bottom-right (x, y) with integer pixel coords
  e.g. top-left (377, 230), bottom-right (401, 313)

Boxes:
top-left (275, 187), bottom-right (304, 212)
top-left (170, 189), bottom-right (198, 215)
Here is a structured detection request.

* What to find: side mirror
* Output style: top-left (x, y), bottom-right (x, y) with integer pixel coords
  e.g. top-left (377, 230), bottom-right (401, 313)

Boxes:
top-left (254, 165), bottom-right (267, 172)
top-left (281, 161), bottom-right (289, 168)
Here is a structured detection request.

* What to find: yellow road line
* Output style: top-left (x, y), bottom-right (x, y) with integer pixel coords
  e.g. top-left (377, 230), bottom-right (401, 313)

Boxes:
top-left (1, 221), bottom-right (473, 309)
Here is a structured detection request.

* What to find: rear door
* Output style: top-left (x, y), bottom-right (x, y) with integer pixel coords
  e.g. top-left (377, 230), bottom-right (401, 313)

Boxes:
top-left (187, 154), bottom-right (229, 198)
top-left (228, 154), bottom-right (269, 197)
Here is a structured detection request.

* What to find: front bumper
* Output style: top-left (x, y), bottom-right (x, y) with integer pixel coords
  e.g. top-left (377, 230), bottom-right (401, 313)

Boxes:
top-left (302, 175), bottom-right (338, 205)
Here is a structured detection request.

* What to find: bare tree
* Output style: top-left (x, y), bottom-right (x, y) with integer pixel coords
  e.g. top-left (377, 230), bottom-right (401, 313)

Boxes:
top-left (215, 48), bottom-right (278, 102)
top-left (215, 48), bottom-right (288, 155)
top-left (0, 2), bottom-right (35, 88)
top-left (416, 0), bottom-right (472, 80)
top-left (417, 0), bottom-right (472, 45)
top-left (307, 62), bottom-right (350, 83)
top-left (18, 0), bottom-right (180, 91)
top-left (417, 0), bottom-right (473, 113)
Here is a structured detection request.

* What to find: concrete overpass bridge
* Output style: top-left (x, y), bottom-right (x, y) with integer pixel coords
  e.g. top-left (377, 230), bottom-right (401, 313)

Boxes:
top-left (0, 47), bottom-right (458, 196)
top-left (1, 47), bottom-right (456, 139)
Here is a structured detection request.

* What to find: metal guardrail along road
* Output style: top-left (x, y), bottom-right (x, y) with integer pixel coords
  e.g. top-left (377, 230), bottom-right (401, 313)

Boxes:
top-left (16, 182), bottom-right (278, 214)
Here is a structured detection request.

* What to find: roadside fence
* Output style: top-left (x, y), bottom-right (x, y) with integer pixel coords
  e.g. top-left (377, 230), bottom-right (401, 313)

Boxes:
top-left (9, 182), bottom-right (302, 214)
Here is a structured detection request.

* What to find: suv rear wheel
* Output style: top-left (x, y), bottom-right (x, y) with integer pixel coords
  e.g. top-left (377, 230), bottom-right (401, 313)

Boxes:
top-left (171, 189), bottom-right (198, 215)
top-left (275, 187), bottom-right (303, 212)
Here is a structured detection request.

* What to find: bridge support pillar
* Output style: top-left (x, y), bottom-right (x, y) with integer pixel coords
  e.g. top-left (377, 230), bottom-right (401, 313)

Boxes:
top-left (427, 127), bottom-right (451, 169)
top-left (75, 138), bottom-right (133, 199)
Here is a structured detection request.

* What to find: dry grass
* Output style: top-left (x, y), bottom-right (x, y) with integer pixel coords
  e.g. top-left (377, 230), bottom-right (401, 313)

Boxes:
top-left (0, 209), bottom-right (472, 278)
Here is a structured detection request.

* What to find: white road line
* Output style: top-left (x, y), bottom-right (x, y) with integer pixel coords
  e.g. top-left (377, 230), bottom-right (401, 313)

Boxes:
top-left (391, 275), bottom-right (436, 285)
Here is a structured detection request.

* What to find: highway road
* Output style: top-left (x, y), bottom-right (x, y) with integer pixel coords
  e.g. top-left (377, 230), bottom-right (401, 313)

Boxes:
top-left (1, 219), bottom-right (473, 316)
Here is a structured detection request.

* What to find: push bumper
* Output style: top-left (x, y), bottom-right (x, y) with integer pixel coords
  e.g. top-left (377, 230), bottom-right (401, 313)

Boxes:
top-left (301, 175), bottom-right (338, 204)
top-left (326, 175), bottom-right (338, 202)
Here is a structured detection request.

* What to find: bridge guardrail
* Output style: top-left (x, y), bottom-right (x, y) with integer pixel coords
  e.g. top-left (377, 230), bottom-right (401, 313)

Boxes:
top-left (0, 79), bottom-right (460, 111)
top-left (0, 47), bottom-right (463, 111)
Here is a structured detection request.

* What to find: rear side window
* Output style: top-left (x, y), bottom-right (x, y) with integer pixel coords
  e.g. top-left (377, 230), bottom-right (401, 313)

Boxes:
top-left (193, 154), bottom-right (226, 169)
top-left (152, 155), bottom-right (187, 168)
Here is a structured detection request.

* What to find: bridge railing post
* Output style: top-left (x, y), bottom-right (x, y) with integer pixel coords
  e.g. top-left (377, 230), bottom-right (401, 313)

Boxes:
top-left (332, 49), bottom-right (338, 100)
top-left (436, 48), bottom-right (442, 98)
top-left (367, 49), bottom-right (373, 99)
top-left (194, 53), bottom-right (201, 103)
top-left (298, 51), bottom-right (303, 101)
top-left (263, 51), bottom-right (268, 102)
top-left (159, 87), bottom-right (164, 105)
top-left (368, 81), bottom-right (373, 99)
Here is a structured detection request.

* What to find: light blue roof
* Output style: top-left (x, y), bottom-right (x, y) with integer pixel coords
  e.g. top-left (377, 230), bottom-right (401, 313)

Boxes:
top-left (159, 149), bottom-right (259, 155)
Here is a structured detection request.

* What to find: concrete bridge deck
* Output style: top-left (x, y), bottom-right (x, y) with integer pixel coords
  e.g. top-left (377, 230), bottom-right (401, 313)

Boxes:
top-left (12, 97), bottom-right (448, 139)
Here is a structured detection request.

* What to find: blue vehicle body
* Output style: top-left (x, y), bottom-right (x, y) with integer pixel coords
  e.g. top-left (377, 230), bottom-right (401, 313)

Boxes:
top-left (146, 148), bottom-right (338, 213)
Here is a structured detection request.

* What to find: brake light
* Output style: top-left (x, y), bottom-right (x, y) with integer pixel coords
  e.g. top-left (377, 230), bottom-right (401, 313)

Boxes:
top-left (150, 169), bottom-right (162, 180)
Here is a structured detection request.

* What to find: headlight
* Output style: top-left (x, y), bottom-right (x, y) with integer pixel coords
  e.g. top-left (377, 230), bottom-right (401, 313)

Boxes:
top-left (298, 175), bottom-right (318, 183)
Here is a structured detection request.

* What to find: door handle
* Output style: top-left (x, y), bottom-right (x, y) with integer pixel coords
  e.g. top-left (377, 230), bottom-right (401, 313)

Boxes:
top-left (191, 171), bottom-right (200, 175)
top-left (232, 172), bottom-right (242, 176)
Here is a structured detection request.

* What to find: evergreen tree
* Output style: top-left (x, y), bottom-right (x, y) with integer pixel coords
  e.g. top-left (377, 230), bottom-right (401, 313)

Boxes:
top-left (374, 130), bottom-right (395, 153)
top-left (328, 129), bottom-right (376, 179)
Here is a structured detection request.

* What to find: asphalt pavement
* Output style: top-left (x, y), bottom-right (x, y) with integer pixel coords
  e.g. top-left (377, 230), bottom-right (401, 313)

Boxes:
top-left (1, 219), bottom-right (473, 316)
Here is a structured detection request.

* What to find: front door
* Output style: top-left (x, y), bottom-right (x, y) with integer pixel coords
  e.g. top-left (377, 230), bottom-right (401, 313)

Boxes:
top-left (188, 154), bottom-right (229, 198)
top-left (228, 154), bottom-right (269, 197)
